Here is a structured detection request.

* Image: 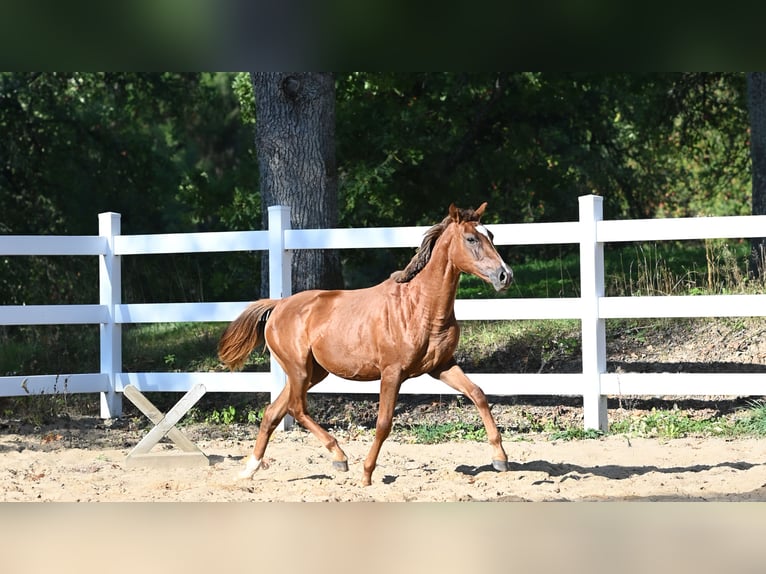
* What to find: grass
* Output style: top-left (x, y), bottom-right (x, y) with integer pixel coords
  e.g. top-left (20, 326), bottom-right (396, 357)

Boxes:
top-left (609, 409), bottom-right (724, 439)
top-left (731, 400), bottom-right (766, 437)
top-left (608, 401), bottom-right (766, 440)
top-left (458, 249), bottom-right (580, 299)
top-left (461, 238), bottom-right (757, 299)
top-left (393, 400), bottom-right (766, 444)
top-left (122, 322), bottom-right (245, 373)
top-left (404, 421), bottom-right (488, 444)
top-left (456, 318), bottom-right (580, 375)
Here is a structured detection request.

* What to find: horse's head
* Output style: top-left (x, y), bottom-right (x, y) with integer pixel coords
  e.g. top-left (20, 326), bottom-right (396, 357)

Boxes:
top-left (447, 202), bottom-right (513, 292)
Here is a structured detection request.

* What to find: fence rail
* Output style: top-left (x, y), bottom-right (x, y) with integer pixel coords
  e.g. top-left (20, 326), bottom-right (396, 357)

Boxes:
top-left (2, 195), bottom-right (766, 430)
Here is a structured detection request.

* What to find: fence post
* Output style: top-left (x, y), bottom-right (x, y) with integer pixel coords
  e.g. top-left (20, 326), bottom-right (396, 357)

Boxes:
top-left (268, 205), bottom-right (294, 431)
top-left (99, 212), bottom-right (122, 418)
top-left (578, 195), bottom-right (608, 431)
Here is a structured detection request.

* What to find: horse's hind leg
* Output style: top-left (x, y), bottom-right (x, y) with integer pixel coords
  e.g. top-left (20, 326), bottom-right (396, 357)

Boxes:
top-left (288, 368), bottom-right (349, 471)
top-left (238, 385), bottom-right (291, 479)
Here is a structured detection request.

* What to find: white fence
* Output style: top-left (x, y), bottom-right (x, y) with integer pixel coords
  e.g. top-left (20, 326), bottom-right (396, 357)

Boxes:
top-left (2, 194), bottom-right (766, 431)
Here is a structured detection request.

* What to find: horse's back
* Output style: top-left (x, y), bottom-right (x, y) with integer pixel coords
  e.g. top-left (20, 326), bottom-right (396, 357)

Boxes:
top-left (266, 282), bottom-right (405, 381)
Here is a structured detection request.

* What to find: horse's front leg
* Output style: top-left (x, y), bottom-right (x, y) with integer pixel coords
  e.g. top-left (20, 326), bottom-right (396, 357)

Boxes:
top-left (431, 361), bottom-right (509, 471)
top-left (362, 371), bottom-right (403, 486)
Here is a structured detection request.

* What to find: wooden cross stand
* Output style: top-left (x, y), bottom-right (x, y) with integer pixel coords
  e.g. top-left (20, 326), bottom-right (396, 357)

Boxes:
top-left (123, 384), bottom-right (210, 469)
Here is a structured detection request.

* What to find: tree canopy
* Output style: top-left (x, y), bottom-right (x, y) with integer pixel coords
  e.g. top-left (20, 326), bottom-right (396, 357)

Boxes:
top-left (0, 72), bottom-right (753, 304)
top-left (335, 72), bottom-right (749, 227)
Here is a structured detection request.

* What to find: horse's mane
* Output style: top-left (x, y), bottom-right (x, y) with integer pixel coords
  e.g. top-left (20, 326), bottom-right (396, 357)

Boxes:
top-left (391, 206), bottom-right (483, 283)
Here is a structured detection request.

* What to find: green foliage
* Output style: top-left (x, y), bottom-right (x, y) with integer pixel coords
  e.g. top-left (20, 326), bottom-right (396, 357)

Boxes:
top-left (337, 73), bottom-right (748, 227)
top-left (187, 403), bottom-right (263, 426)
top-left (232, 73), bottom-right (255, 126)
top-left (0, 72), bottom-right (753, 305)
top-left (610, 409), bottom-right (721, 439)
top-left (549, 427), bottom-right (604, 441)
top-left (335, 73), bottom-right (751, 281)
top-left (732, 400), bottom-right (766, 437)
top-left (404, 421), bottom-right (487, 444)
top-left (0, 72), bottom-right (260, 307)
top-left (206, 405), bottom-right (237, 425)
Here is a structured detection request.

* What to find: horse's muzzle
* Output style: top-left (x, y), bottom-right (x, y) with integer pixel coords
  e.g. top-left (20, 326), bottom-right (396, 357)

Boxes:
top-left (490, 265), bottom-right (513, 292)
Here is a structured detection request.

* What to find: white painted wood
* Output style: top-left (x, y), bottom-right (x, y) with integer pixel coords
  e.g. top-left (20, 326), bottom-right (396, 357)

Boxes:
top-left (285, 221), bottom-right (583, 250)
top-left (123, 385), bottom-right (202, 453)
top-left (0, 235), bottom-right (106, 256)
top-left (113, 372), bottom-right (584, 397)
top-left (579, 195), bottom-right (608, 431)
top-left (10, 369), bottom-right (764, 402)
top-left (114, 230), bottom-right (267, 255)
top-left (0, 298), bottom-right (584, 326)
top-left (124, 384), bottom-right (209, 468)
top-left (310, 373), bottom-right (584, 396)
top-left (454, 298), bottom-right (581, 320)
top-left (600, 295), bottom-right (766, 319)
top-left (285, 226), bottom-right (427, 250)
top-left (600, 372), bottom-right (766, 397)
top-left (490, 221), bottom-right (581, 246)
top-left (115, 301), bottom-right (251, 323)
top-left (598, 214), bottom-right (766, 243)
top-left (126, 383), bottom-right (206, 454)
top-left (268, 206), bottom-right (293, 430)
top-left (0, 304), bottom-right (107, 325)
top-left (99, 212), bottom-right (122, 418)
top-left (268, 206), bottom-right (292, 300)
top-left (0, 374), bottom-right (108, 397)
top-left (116, 372), bottom-right (273, 393)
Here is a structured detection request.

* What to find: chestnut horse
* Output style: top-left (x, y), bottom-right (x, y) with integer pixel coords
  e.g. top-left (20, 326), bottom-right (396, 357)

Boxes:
top-left (218, 203), bottom-right (513, 486)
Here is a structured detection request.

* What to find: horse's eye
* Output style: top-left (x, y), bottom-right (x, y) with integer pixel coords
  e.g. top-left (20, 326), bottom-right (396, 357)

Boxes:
top-left (465, 235), bottom-right (478, 244)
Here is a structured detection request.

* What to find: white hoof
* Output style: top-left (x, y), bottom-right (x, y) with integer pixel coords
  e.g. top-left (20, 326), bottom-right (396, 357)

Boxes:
top-left (237, 455), bottom-right (262, 480)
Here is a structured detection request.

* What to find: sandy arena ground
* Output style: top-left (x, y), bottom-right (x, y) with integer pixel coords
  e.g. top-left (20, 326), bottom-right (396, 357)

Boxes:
top-left (3, 423), bottom-right (766, 501)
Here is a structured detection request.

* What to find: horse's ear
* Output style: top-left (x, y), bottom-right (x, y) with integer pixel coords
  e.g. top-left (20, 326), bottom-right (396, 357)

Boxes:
top-left (474, 202), bottom-right (487, 219)
top-left (448, 203), bottom-right (460, 222)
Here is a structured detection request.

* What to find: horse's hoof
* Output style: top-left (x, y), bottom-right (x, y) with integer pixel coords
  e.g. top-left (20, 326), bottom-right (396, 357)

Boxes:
top-left (333, 460), bottom-right (349, 472)
top-left (237, 455), bottom-right (263, 479)
top-left (492, 460), bottom-right (510, 472)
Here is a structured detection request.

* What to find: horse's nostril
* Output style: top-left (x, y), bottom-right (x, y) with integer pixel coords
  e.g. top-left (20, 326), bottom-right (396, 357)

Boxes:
top-left (499, 271), bottom-right (508, 284)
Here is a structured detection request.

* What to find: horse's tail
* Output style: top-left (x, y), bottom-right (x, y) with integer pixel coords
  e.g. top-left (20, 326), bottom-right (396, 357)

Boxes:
top-left (218, 299), bottom-right (278, 372)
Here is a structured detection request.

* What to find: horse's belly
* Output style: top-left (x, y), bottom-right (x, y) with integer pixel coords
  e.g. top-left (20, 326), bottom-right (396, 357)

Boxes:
top-left (316, 355), bottom-right (381, 381)
top-left (312, 340), bottom-right (443, 382)
top-left (312, 334), bottom-right (391, 380)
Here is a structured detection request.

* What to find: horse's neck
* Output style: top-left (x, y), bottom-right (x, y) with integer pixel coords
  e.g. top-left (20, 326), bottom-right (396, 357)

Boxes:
top-left (406, 243), bottom-right (461, 323)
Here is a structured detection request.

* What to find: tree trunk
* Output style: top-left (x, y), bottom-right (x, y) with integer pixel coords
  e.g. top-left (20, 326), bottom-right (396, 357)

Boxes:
top-left (251, 72), bottom-right (343, 295)
top-left (748, 72), bottom-right (766, 276)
